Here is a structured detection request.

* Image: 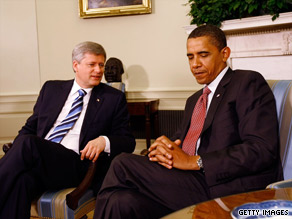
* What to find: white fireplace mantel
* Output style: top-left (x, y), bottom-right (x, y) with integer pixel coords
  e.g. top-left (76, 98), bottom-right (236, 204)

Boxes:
top-left (184, 12), bottom-right (292, 80)
top-left (184, 12), bottom-right (292, 34)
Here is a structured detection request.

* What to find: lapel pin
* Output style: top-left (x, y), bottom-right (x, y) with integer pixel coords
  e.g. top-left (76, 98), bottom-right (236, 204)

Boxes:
top-left (96, 98), bottom-right (100, 102)
top-left (216, 94), bottom-right (220, 98)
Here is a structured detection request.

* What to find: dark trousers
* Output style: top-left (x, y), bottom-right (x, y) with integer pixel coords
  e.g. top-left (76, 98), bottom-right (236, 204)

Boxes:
top-left (0, 135), bottom-right (88, 219)
top-left (94, 153), bottom-right (211, 219)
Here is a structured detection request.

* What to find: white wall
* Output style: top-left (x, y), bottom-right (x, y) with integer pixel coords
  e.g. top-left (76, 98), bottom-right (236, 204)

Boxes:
top-left (0, 0), bottom-right (196, 147)
top-left (35, 0), bottom-right (195, 91)
top-left (0, 0), bottom-right (40, 95)
top-left (1, 0), bottom-right (291, 151)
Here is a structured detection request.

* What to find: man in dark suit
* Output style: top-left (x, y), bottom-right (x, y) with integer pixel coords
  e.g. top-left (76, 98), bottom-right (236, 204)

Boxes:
top-left (93, 25), bottom-right (283, 219)
top-left (0, 41), bottom-right (135, 219)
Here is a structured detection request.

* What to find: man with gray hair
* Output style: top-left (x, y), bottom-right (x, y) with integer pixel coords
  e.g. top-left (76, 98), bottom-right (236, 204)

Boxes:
top-left (0, 41), bottom-right (135, 218)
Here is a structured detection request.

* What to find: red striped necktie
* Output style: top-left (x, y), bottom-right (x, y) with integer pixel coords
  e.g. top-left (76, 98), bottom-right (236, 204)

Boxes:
top-left (182, 86), bottom-right (211, 155)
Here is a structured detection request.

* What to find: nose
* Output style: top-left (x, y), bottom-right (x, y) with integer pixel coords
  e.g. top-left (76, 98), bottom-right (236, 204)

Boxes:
top-left (191, 56), bottom-right (201, 69)
top-left (94, 65), bottom-right (102, 73)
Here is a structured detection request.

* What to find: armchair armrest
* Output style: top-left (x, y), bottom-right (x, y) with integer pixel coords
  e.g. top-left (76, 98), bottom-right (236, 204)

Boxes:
top-left (66, 161), bottom-right (97, 210)
top-left (3, 142), bottom-right (12, 154)
top-left (266, 179), bottom-right (292, 189)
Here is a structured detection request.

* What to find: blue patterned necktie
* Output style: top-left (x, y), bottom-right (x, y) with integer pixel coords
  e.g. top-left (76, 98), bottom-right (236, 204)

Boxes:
top-left (48, 89), bottom-right (87, 143)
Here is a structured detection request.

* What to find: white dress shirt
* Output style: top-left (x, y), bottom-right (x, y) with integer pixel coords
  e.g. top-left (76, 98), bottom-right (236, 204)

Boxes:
top-left (45, 80), bottom-right (110, 154)
top-left (195, 66), bottom-right (229, 154)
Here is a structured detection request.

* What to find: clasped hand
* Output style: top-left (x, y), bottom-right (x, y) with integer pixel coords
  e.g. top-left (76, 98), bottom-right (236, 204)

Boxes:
top-left (148, 136), bottom-right (200, 170)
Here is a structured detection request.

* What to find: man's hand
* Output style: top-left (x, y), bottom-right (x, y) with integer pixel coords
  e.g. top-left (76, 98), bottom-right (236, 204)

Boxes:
top-left (80, 136), bottom-right (106, 162)
top-left (148, 136), bottom-right (201, 170)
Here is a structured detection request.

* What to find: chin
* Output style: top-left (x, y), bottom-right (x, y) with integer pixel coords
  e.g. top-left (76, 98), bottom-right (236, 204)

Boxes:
top-left (195, 79), bottom-right (206, 85)
top-left (91, 80), bottom-right (101, 86)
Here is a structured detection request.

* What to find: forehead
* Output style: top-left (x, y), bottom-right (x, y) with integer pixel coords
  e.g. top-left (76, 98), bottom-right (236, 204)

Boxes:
top-left (82, 53), bottom-right (105, 62)
top-left (187, 36), bottom-right (218, 53)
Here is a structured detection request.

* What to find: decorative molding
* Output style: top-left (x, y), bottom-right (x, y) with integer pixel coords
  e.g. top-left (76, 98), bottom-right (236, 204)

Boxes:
top-left (227, 29), bottom-right (292, 58)
top-left (184, 12), bottom-right (292, 34)
top-left (183, 12), bottom-right (292, 61)
top-left (0, 94), bottom-right (37, 114)
top-left (0, 91), bottom-right (194, 146)
top-left (0, 90), bottom-right (197, 114)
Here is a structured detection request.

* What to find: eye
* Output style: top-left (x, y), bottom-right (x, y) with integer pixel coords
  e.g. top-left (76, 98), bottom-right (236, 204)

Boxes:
top-left (187, 55), bottom-right (193, 60)
top-left (99, 63), bottom-right (105, 68)
top-left (200, 52), bottom-right (209, 57)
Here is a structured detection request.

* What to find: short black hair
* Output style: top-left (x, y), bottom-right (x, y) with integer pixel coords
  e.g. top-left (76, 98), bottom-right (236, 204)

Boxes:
top-left (188, 24), bottom-right (227, 51)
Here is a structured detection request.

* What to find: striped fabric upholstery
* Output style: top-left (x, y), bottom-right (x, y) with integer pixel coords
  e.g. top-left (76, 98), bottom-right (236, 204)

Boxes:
top-left (106, 82), bottom-right (125, 93)
top-left (267, 80), bottom-right (292, 180)
top-left (30, 188), bottom-right (95, 219)
top-left (266, 80), bottom-right (292, 189)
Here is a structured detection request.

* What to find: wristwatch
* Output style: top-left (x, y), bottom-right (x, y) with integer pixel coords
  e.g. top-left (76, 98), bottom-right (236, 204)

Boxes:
top-left (197, 156), bottom-right (204, 169)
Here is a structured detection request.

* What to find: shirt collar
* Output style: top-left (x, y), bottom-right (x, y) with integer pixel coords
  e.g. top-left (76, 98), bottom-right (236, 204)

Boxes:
top-left (71, 79), bottom-right (93, 96)
top-left (205, 66), bottom-right (229, 94)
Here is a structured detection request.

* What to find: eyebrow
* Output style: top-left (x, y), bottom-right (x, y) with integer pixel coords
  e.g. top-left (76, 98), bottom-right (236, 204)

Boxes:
top-left (198, 51), bottom-right (209, 54)
top-left (187, 51), bottom-right (210, 56)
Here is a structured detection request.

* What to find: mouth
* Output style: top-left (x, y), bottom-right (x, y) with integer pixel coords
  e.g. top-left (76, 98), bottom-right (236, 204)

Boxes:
top-left (91, 75), bottom-right (102, 80)
top-left (193, 71), bottom-right (206, 76)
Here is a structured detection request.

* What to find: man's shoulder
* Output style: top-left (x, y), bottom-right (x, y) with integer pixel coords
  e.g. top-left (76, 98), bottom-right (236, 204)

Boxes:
top-left (41, 79), bottom-right (73, 89)
top-left (95, 82), bottom-right (125, 95)
top-left (231, 69), bottom-right (265, 81)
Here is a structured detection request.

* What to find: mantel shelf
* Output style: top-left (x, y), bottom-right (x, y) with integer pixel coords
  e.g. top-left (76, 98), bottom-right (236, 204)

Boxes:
top-left (184, 12), bottom-right (292, 35)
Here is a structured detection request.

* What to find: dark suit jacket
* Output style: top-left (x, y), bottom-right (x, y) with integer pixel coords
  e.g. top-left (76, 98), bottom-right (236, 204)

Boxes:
top-left (172, 68), bottom-right (283, 198)
top-left (16, 80), bottom-right (135, 160)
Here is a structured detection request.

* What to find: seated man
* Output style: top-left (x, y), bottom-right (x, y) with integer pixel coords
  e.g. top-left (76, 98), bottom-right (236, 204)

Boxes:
top-left (0, 41), bottom-right (135, 219)
top-left (93, 25), bottom-right (283, 219)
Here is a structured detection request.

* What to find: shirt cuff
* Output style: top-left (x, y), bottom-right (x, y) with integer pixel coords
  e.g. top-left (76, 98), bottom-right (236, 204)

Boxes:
top-left (101, 136), bottom-right (110, 154)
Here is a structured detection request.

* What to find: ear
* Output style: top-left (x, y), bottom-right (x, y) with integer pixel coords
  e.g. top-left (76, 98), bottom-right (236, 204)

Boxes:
top-left (72, 60), bottom-right (79, 73)
top-left (221, 47), bottom-right (231, 62)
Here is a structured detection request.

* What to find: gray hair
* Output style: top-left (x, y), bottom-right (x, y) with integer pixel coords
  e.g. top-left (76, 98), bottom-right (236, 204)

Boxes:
top-left (72, 41), bottom-right (106, 63)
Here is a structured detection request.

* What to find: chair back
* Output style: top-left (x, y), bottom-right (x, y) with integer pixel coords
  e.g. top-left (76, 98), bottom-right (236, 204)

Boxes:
top-left (267, 80), bottom-right (292, 180)
top-left (106, 82), bottom-right (125, 93)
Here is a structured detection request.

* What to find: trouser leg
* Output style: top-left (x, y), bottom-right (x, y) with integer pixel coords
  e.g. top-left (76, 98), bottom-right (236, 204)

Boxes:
top-left (0, 135), bottom-right (86, 218)
top-left (0, 172), bottom-right (42, 219)
top-left (94, 153), bottom-right (210, 219)
top-left (98, 189), bottom-right (172, 219)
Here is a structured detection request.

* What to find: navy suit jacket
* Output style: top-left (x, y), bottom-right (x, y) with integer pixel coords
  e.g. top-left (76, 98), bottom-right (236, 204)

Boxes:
top-left (16, 80), bottom-right (135, 159)
top-left (173, 68), bottom-right (283, 198)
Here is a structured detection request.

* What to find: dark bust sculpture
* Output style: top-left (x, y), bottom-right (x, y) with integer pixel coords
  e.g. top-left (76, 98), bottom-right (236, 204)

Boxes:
top-left (105, 57), bottom-right (124, 83)
top-left (105, 57), bottom-right (125, 92)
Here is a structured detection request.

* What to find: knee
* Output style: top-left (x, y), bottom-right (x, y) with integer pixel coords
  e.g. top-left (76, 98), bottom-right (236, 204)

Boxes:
top-left (112, 153), bottom-right (132, 165)
top-left (11, 135), bottom-right (43, 161)
top-left (110, 153), bottom-right (140, 173)
top-left (13, 134), bottom-right (39, 149)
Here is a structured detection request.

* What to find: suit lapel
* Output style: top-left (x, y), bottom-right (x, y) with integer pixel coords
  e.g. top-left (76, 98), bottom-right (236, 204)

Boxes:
top-left (202, 68), bottom-right (233, 133)
top-left (79, 84), bottom-right (105, 146)
top-left (42, 81), bottom-right (73, 137)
